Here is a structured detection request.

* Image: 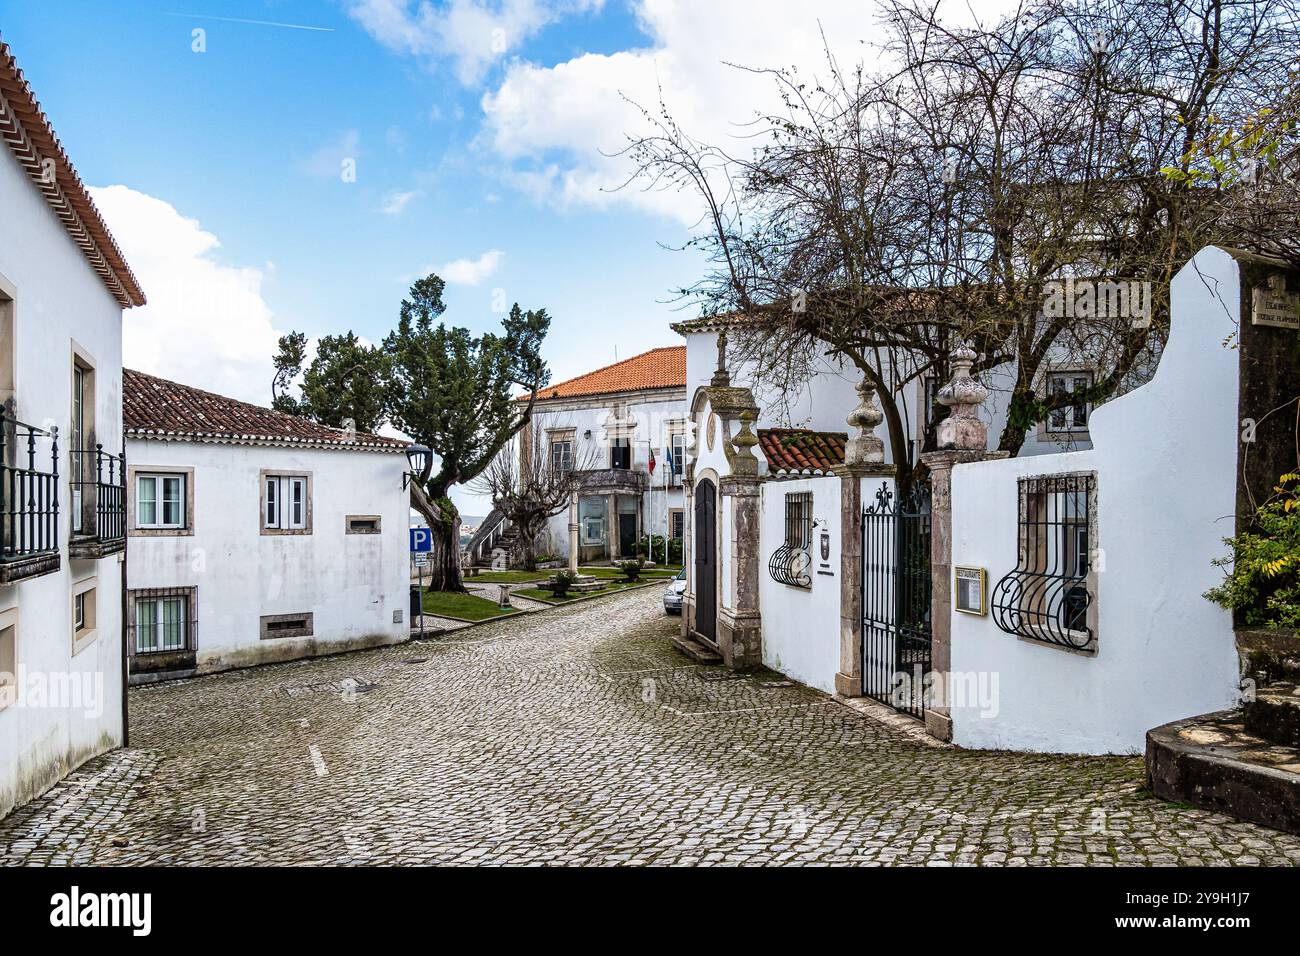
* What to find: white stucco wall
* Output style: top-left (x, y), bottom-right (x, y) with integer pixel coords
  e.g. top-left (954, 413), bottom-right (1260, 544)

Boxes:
top-left (948, 247), bottom-right (1243, 755)
top-left (759, 475), bottom-right (842, 693)
top-left (125, 439), bottom-right (409, 673)
top-left (0, 137), bottom-right (126, 818)
top-left (530, 392), bottom-right (686, 558)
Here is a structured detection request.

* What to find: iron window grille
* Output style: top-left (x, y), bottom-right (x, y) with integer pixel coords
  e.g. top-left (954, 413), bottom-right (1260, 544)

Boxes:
top-left (991, 472), bottom-right (1096, 651)
top-left (70, 446), bottom-right (126, 543)
top-left (769, 491), bottom-right (813, 588)
top-left (130, 588), bottom-right (197, 656)
top-left (0, 409), bottom-right (60, 562)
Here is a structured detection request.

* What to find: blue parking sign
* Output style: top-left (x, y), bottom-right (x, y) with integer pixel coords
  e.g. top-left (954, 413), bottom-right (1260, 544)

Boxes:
top-left (409, 527), bottom-right (433, 553)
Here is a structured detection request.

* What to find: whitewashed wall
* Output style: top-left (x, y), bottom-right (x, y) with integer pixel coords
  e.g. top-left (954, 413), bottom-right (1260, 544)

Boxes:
top-left (949, 247), bottom-right (1243, 755)
top-left (0, 139), bottom-right (126, 818)
top-left (759, 475), bottom-right (842, 693)
top-left (126, 439), bottom-right (409, 674)
top-left (531, 393), bottom-right (686, 557)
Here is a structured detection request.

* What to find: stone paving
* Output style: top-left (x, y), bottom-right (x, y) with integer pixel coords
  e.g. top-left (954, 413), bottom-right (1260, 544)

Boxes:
top-left (3, 587), bottom-right (1300, 866)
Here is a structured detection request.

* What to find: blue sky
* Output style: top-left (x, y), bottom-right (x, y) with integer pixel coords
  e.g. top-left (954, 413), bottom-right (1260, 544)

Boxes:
top-left (0, 0), bottom-right (1011, 512)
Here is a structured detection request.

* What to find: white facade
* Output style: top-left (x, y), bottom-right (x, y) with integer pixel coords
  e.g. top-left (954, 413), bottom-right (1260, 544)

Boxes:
top-left (527, 388), bottom-right (687, 563)
top-left (125, 438), bottom-right (411, 677)
top-left (0, 93), bottom-right (135, 817)
top-left (947, 247), bottom-right (1243, 754)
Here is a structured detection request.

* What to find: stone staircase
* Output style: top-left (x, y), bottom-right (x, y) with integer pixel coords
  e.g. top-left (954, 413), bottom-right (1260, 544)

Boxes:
top-left (1146, 630), bottom-right (1300, 834)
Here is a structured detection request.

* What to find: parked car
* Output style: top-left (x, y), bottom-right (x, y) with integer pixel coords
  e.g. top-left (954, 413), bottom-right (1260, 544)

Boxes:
top-left (663, 567), bottom-right (686, 615)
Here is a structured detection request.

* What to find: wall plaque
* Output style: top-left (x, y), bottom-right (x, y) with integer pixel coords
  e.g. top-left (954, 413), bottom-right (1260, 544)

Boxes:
top-left (1252, 275), bottom-right (1300, 330)
top-left (955, 566), bottom-right (987, 615)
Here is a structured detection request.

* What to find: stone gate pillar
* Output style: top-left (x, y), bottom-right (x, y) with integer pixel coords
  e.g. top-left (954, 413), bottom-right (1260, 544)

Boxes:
top-left (567, 491), bottom-right (579, 574)
top-left (919, 345), bottom-right (1004, 741)
top-left (836, 380), bottom-right (895, 697)
top-left (717, 411), bottom-right (763, 669)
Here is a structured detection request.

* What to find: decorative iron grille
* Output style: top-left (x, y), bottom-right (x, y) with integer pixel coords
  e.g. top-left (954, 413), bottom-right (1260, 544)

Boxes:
top-left (129, 588), bottom-right (197, 656)
top-left (990, 472), bottom-right (1095, 650)
top-left (0, 409), bottom-right (59, 561)
top-left (769, 491), bottom-right (813, 588)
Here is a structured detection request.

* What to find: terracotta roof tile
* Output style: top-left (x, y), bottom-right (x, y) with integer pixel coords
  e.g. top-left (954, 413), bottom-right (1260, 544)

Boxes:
top-left (123, 369), bottom-right (407, 452)
top-left (758, 428), bottom-right (847, 477)
top-left (0, 41), bottom-right (145, 308)
top-left (521, 346), bottom-right (686, 401)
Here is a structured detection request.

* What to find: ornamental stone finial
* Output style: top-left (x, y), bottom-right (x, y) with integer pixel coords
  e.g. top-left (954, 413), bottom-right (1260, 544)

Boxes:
top-left (710, 330), bottom-right (731, 387)
top-left (935, 343), bottom-right (989, 451)
top-left (844, 377), bottom-right (885, 466)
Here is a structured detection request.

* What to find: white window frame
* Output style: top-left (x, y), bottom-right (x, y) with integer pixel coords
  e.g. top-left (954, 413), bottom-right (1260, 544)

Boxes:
top-left (0, 608), bottom-right (17, 713)
top-left (135, 473), bottom-right (186, 529)
top-left (1041, 369), bottom-right (1093, 437)
top-left (134, 594), bottom-right (189, 654)
top-left (262, 473), bottom-right (311, 533)
top-left (71, 576), bottom-right (98, 655)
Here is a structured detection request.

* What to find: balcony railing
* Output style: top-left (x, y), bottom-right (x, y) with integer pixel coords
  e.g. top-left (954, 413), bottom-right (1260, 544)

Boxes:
top-left (69, 446), bottom-right (126, 559)
top-left (0, 408), bottom-right (60, 583)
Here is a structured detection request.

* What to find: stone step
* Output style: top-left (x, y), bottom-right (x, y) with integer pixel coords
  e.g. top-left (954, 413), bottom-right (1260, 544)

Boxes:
top-left (1146, 710), bottom-right (1300, 835)
top-left (1244, 682), bottom-right (1300, 747)
top-left (671, 632), bottom-right (723, 664)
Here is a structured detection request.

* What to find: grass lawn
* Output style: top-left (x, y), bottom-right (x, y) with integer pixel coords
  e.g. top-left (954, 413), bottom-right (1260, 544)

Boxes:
top-left (516, 579), bottom-right (655, 604)
top-left (421, 589), bottom-right (519, 621)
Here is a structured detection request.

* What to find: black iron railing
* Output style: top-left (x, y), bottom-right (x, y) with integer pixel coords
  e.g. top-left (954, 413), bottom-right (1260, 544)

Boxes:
top-left (769, 491), bottom-right (812, 588)
top-left (0, 408), bottom-right (59, 562)
top-left (990, 472), bottom-right (1095, 650)
top-left (70, 446), bottom-right (126, 544)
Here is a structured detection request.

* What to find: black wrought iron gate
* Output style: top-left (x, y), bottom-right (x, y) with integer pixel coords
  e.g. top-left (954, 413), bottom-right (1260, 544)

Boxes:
top-left (862, 479), bottom-right (933, 718)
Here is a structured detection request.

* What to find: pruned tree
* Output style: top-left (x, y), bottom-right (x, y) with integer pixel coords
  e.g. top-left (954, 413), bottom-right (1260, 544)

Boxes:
top-left (384, 276), bottom-right (551, 591)
top-left (470, 420), bottom-right (600, 570)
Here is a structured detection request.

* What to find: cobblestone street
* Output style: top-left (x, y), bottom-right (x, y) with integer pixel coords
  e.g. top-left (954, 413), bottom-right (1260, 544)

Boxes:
top-left (3, 587), bottom-right (1299, 866)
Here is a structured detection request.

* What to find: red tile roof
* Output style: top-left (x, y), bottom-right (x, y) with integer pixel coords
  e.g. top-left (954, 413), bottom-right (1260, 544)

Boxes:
top-left (758, 428), bottom-right (847, 477)
top-left (123, 369), bottom-right (407, 452)
top-left (0, 41), bottom-right (145, 308)
top-left (521, 346), bottom-right (686, 401)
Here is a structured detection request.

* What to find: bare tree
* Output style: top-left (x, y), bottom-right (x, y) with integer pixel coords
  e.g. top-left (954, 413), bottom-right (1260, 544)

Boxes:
top-left (470, 421), bottom-right (599, 570)
top-left (620, 0), bottom-right (1299, 472)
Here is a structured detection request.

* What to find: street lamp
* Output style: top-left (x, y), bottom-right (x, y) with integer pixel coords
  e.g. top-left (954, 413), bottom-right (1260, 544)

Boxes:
top-left (404, 443), bottom-right (432, 490)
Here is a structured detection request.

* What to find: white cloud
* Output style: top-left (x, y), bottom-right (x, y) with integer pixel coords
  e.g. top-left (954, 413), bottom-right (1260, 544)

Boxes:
top-left (381, 189), bottom-right (422, 215)
top-left (438, 248), bottom-right (505, 284)
top-left (346, 0), bottom-right (605, 85)
top-left (90, 185), bottom-right (284, 405)
top-left (303, 129), bottom-right (361, 180)
top-left (479, 0), bottom-right (1025, 223)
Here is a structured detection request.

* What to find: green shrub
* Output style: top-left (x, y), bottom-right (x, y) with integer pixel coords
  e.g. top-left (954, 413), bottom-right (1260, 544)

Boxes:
top-left (1205, 473), bottom-right (1300, 628)
top-left (637, 533), bottom-right (683, 565)
top-left (618, 559), bottom-right (644, 582)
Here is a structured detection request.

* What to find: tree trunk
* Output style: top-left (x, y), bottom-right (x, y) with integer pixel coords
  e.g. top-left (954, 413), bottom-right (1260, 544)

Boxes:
top-left (410, 482), bottom-right (465, 592)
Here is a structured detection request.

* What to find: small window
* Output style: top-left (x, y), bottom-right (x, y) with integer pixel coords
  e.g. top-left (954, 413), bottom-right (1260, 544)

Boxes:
top-left (346, 515), bottom-right (381, 534)
top-left (610, 437), bottom-right (631, 470)
top-left (670, 432), bottom-right (686, 478)
top-left (0, 613), bottom-right (15, 711)
top-left (670, 509), bottom-right (684, 541)
top-left (72, 580), bottom-right (97, 652)
top-left (784, 492), bottom-right (813, 550)
top-left (582, 515), bottom-right (605, 545)
top-left (990, 472), bottom-right (1097, 651)
top-left (770, 492), bottom-right (814, 589)
top-left (550, 438), bottom-right (574, 474)
top-left (260, 612), bottom-right (314, 639)
top-left (1045, 371), bottom-right (1092, 434)
top-left (134, 591), bottom-right (192, 655)
top-left (136, 473), bottom-right (186, 529)
top-left (263, 474), bottom-right (311, 532)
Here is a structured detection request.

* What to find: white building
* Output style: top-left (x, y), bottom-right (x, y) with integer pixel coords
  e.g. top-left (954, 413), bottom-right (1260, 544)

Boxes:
top-left (123, 370), bottom-right (412, 680)
top-left (0, 42), bottom-right (145, 819)
top-left (471, 347), bottom-right (688, 565)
